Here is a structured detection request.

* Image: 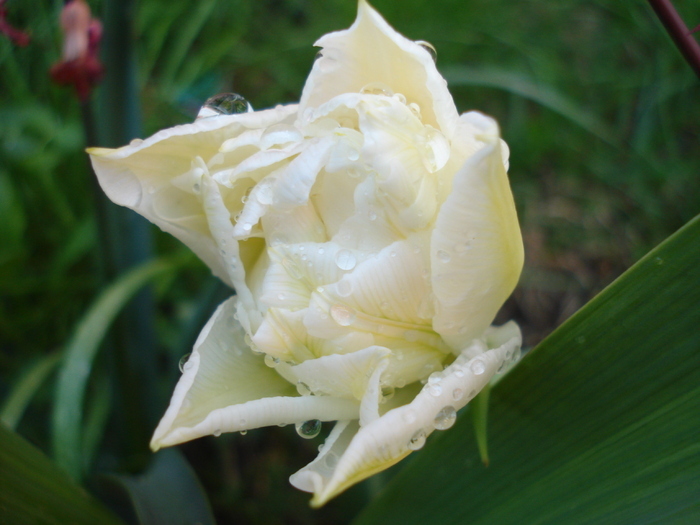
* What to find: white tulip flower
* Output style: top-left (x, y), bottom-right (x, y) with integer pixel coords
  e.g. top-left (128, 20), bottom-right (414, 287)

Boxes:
top-left (89, 0), bottom-right (523, 506)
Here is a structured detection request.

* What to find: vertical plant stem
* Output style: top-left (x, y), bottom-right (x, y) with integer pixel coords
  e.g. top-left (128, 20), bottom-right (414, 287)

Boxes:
top-left (647, 0), bottom-right (700, 79)
top-left (87, 0), bottom-right (157, 471)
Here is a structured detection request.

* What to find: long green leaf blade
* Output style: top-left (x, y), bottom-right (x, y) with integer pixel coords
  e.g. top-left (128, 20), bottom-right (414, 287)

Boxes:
top-left (355, 214), bottom-right (700, 524)
top-left (1, 352), bottom-right (62, 429)
top-left (443, 67), bottom-right (618, 146)
top-left (0, 424), bottom-right (125, 525)
top-left (52, 258), bottom-right (179, 480)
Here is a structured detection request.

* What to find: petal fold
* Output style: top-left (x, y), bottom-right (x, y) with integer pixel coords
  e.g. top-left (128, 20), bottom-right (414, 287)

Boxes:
top-left (299, 0), bottom-right (458, 138)
top-left (430, 114), bottom-right (523, 349)
top-left (306, 323), bottom-right (522, 506)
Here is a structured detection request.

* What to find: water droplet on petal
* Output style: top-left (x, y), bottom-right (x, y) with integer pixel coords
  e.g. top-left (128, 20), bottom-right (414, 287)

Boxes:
top-left (360, 82), bottom-right (394, 97)
top-left (436, 249), bottom-right (452, 263)
top-left (427, 384), bottom-right (442, 397)
top-left (470, 359), bottom-right (486, 375)
top-left (240, 430), bottom-right (248, 435)
top-left (330, 304), bottom-right (357, 326)
top-left (415, 40), bottom-right (437, 62)
top-left (452, 388), bottom-right (464, 401)
top-left (434, 406), bottom-right (456, 430)
top-left (296, 419), bottom-right (322, 439)
top-left (335, 249), bottom-right (357, 271)
top-left (129, 138), bottom-right (143, 146)
top-left (297, 382), bottom-right (312, 396)
top-left (408, 429), bottom-right (427, 450)
top-left (347, 166), bottom-right (362, 178)
top-left (368, 211), bottom-right (377, 221)
top-left (454, 367), bottom-right (465, 378)
top-left (428, 373), bottom-right (442, 385)
top-left (178, 353), bottom-right (192, 373)
top-left (408, 102), bottom-right (422, 119)
top-left (213, 429), bottom-right (222, 437)
top-left (264, 354), bottom-right (280, 368)
top-left (198, 93), bottom-right (252, 118)
top-left (392, 93), bottom-right (407, 105)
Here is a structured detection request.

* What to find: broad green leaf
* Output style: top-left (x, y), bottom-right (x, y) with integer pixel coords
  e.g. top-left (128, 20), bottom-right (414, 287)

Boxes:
top-left (104, 449), bottom-right (216, 525)
top-left (0, 424), bottom-right (125, 525)
top-left (355, 215), bottom-right (700, 524)
top-left (52, 258), bottom-right (182, 480)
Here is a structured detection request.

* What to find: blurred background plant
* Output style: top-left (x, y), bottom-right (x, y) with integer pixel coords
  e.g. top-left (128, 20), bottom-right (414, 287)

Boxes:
top-left (0, 0), bottom-right (698, 524)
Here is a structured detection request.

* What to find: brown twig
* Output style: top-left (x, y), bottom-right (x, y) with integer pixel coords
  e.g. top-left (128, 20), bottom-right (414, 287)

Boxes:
top-left (647, 0), bottom-right (700, 79)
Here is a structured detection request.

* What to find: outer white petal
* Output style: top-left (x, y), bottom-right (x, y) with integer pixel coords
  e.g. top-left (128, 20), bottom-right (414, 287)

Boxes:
top-left (431, 114), bottom-right (523, 349)
top-left (151, 297), bottom-right (360, 449)
top-left (304, 323), bottom-right (522, 506)
top-left (88, 105), bottom-right (298, 285)
top-left (289, 420), bottom-right (358, 495)
top-left (299, 0), bottom-right (458, 138)
top-left (151, 296), bottom-right (295, 449)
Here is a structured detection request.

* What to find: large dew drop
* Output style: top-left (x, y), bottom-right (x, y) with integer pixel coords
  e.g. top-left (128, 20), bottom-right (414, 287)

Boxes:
top-left (296, 419), bottom-right (322, 439)
top-left (335, 249), bottom-right (357, 271)
top-left (198, 93), bottom-right (252, 118)
top-left (415, 40), bottom-right (437, 62)
top-left (360, 82), bottom-right (393, 97)
top-left (330, 304), bottom-right (357, 326)
top-left (178, 353), bottom-right (192, 373)
top-left (470, 359), bottom-right (486, 375)
top-left (434, 406), bottom-right (457, 430)
top-left (408, 429), bottom-right (427, 450)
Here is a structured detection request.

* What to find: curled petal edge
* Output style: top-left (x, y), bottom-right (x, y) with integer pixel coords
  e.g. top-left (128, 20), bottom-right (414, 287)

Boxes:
top-left (290, 321), bottom-right (522, 506)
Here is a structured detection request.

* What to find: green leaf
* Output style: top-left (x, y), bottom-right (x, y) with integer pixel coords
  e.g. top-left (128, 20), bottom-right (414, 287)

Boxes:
top-left (0, 424), bottom-right (125, 525)
top-left (52, 258), bottom-right (181, 481)
top-left (355, 215), bottom-right (700, 524)
top-left (443, 67), bottom-right (618, 146)
top-left (1, 352), bottom-right (62, 429)
top-left (103, 449), bottom-right (216, 525)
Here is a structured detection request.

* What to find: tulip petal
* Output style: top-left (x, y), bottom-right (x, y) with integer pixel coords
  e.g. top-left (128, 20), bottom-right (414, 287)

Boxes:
top-left (89, 105), bottom-right (298, 284)
top-left (430, 114), bottom-right (523, 349)
top-left (279, 346), bottom-right (390, 402)
top-left (299, 0), bottom-right (458, 138)
top-left (289, 420), bottom-right (358, 494)
top-left (253, 307), bottom-right (375, 362)
top-left (152, 297), bottom-right (360, 449)
top-left (306, 323), bottom-right (521, 506)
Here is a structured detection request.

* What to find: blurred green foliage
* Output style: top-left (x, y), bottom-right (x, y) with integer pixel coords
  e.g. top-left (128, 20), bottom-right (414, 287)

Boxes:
top-left (0, 0), bottom-right (698, 523)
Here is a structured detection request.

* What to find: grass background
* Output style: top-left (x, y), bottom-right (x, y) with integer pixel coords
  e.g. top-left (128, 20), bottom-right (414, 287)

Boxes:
top-left (0, 0), bottom-right (698, 523)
